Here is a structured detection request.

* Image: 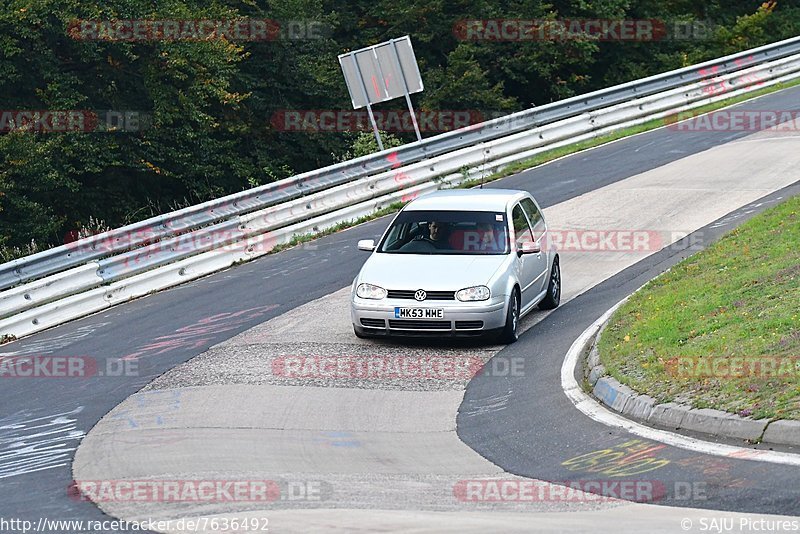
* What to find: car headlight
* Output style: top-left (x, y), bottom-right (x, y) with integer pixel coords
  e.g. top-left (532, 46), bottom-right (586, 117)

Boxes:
top-left (456, 286), bottom-right (490, 302)
top-left (356, 283), bottom-right (387, 300)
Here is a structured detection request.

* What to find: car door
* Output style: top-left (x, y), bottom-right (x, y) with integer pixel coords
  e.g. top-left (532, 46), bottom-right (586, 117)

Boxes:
top-left (520, 197), bottom-right (550, 294)
top-left (511, 203), bottom-right (548, 309)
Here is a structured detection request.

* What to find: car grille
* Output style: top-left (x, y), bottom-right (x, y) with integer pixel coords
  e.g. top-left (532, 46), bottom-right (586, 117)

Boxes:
top-left (388, 320), bottom-right (451, 330)
top-left (360, 318), bottom-right (386, 328)
top-left (386, 290), bottom-right (456, 300)
top-left (455, 321), bottom-right (484, 330)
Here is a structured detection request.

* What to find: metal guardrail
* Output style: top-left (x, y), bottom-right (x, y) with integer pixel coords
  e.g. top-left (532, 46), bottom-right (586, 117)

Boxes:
top-left (2, 35), bottom-right (800, 291)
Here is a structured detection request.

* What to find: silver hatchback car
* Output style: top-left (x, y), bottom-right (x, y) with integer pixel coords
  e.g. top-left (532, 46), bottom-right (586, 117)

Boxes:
top-left (351, 189), bottom-right (561, 343)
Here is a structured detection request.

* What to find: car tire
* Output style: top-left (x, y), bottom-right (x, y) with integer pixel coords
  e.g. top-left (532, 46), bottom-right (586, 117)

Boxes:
top-left (498, 290), bottom-right (520, 344)
top-left (538, 256), bottom-right (561, 310)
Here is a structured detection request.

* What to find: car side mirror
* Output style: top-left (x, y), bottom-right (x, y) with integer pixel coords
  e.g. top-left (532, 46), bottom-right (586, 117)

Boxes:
top-left (518, 241), bottom-right (541, 257)
top-left (357, 239), bottom-right (376, 252)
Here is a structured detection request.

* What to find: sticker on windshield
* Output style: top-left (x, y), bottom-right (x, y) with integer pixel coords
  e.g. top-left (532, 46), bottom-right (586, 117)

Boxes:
top-left (495, 215), bottom-right (504, 221)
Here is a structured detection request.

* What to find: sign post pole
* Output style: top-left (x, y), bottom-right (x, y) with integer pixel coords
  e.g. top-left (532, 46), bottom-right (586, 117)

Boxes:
top-left (390, 39), bottom-right (422, 142)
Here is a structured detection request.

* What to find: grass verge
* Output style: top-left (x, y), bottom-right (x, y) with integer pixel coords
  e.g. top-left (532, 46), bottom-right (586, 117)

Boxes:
top-left (597, 194), bottom-right (800, 420)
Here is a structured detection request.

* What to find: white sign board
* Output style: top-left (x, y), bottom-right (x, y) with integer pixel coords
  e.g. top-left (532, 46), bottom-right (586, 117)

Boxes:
top-left (339, 36), bottom-right (424, 110)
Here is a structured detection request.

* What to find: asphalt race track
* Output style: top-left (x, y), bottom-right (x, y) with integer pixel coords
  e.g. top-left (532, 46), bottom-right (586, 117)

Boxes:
top-left (459, 182), bottom-right (800, 514)
top-left (2, 86), bottom-right (800, 532)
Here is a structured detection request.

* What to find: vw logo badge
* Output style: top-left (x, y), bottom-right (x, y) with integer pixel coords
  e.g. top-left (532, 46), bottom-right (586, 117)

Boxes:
top-left (414, 289), bottom-right (427, 301)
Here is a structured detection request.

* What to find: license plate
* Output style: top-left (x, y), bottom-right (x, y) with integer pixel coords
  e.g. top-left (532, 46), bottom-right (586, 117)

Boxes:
top-left (394, 307), bottom-right (444, 319)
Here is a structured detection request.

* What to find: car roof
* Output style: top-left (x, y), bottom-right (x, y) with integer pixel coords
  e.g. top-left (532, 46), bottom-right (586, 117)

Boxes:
top-left (404, 189), bottom-right (528, 212)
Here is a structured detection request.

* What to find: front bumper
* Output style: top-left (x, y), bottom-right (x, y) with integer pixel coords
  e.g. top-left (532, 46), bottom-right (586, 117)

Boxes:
top-left (351, 296), bottom-right (507, 337)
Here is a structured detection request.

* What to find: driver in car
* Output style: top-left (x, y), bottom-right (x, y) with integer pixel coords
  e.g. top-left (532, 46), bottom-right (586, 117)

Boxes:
top-left (399, 221), bottom-right (452, 251)
top-left (427, 221), bottom-right (449, 246)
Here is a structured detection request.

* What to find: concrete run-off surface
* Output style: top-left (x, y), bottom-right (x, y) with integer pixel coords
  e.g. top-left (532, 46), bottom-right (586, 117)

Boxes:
top-left (73, 125), bottom-right (800, 532)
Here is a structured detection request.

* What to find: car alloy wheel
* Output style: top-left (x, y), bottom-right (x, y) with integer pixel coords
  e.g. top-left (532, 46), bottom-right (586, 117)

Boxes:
top-left (538, 257), bottom-right (561, 310)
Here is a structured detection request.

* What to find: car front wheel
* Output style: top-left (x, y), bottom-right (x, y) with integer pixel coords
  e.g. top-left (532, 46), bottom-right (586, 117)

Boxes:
top-left (498, 290), bottom-right (520, 344)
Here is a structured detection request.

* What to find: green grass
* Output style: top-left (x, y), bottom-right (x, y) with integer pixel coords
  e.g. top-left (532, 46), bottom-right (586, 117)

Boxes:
top-left (597, 194), bottom-right (800, 421)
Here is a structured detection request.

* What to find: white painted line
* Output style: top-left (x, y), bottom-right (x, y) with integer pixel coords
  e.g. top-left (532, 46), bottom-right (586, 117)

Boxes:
top-left (561, 297), bottom-right (800, 466)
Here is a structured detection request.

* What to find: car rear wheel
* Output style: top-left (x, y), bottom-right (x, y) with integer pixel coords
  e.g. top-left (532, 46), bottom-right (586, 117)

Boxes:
top-left (498, 290), bottom-right (520, 344)
top-left (538, 256), bottom-right (561, 310)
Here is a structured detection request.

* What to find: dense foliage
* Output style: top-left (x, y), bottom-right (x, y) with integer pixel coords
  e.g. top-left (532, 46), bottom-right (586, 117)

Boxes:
top-left (1, 0), bottom-right (798, 255)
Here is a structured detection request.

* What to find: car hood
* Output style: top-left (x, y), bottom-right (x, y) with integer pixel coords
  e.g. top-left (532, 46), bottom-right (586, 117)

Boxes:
top-left (357, 253), bottom-right (509, 290)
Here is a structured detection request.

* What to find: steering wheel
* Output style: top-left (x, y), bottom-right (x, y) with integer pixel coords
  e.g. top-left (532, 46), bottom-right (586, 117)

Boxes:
top-left (400, 237), bottom-right (438, 252)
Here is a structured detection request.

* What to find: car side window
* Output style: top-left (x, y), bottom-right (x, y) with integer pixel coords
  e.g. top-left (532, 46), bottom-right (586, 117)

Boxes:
top-left (511, 204), bottom-right (534, 250)
top-left (520, 198), bottom-right (545, 239)
top-left (382, 223), bottom-right (404, 250)
top-left (384, 222), bottom-right (417, 250)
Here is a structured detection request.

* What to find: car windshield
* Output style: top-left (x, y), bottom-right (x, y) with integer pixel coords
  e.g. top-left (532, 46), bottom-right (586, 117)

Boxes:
top-left (377, 210), bottom-right (510, 255)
